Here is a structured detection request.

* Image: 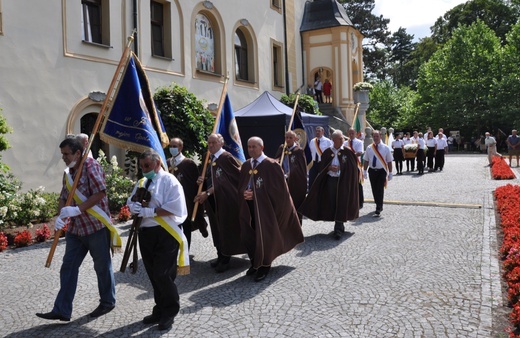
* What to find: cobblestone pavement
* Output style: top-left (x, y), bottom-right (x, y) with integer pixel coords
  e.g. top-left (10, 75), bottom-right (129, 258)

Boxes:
top-left (0, 154), bottom-right (517, 337)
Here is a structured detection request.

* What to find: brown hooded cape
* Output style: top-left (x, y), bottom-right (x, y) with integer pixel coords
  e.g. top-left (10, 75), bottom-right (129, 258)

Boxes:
top-left (299, 147), bottom-right (359, 222)
top-left (238, 157), bottom-right (304, 269)
top-left (274, 144), bottom-right (308, 210)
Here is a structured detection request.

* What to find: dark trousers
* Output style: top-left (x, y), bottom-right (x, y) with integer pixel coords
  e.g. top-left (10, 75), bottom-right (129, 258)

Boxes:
top-left (406, 158), bottom-right (415, 171)
top-left (358, 182), bottom-right (364, 209)
top-left (180, 220), bottom-right (192, 249)
top-left (434, 149), bottom-right (445, 170)
top-left (427, 147), bottom-right (436, 169)
top-left (326, 176), bottom-right (344, 232)
top-left (368, 168), bottom-right (386, 212)
top-left (416, 149), bottom-right (425, 174)
top-left (244, 200), bottom-right (257, 263)
top-left (139, 226), bottom-right (180, 320)
top-left (315, 89), bottom-right (323, 103)
top-left (308, 161), bottom-right (319, 191)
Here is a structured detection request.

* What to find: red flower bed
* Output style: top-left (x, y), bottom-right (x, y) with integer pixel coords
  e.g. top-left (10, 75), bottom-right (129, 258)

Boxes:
top-left (496, 184), bottom-right (520, 334)
top-left (0, 232), bottom-right (7, 251)
top-left (492, 156), bottom-right (516, 180)
top-left (13, 230), bottom-right (32, 248)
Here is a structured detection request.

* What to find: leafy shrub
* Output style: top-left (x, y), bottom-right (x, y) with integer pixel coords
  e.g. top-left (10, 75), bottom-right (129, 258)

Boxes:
top-left (13, 230), bottom-right (32, 247)
top-left (97, 150), bottom-right (136, 212)
top-left (280, 93), bottom-right (321, 115)
top-left (37, 192), bottom-right (59, 223)
top-left (4, 187), bottom-right (52, 227)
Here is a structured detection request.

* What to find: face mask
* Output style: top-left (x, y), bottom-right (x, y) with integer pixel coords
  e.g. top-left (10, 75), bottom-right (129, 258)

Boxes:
top-left (143, 170), bottom-right (157, 180)
top-left (169, 147), bottom-right (179, 156)
top-left (68, 161), bottom-right (77, 169)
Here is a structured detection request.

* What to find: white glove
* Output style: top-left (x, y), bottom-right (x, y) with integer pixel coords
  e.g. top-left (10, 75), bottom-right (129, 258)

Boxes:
top-left (55, 217), bottom-right (66, 231)
top-left (138, 207), bottom-right (156, 218)
top-left (59, 206), bottom-right (81, 218)
top-left (363, 170), bottom-right (368, 179)
top-left (388, 173), bottom-right (393, 181)
top-left (128, 202), bottom-right (142, 215)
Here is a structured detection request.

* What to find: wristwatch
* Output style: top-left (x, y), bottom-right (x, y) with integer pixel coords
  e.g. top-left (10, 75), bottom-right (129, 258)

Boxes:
top-left (206, 190), bottom-right (211, 196)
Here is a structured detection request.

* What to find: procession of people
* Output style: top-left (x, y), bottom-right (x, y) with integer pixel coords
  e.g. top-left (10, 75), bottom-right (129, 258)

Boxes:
top-left (37, 121), bottom-right (489, 331)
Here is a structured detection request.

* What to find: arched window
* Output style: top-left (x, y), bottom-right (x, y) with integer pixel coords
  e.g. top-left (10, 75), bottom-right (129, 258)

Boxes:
top-left (234, 29), bottom-right (248, 81)
top-left (195, 13), bottom-right (215, 73)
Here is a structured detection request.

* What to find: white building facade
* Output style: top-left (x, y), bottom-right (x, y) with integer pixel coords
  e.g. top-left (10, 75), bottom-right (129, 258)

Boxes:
top-left (0, 0), bottom-right (363, 192)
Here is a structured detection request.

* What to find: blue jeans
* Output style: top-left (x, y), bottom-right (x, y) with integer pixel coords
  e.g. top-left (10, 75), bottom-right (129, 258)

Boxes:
top-left (52, 227), bottom-right (115, 318)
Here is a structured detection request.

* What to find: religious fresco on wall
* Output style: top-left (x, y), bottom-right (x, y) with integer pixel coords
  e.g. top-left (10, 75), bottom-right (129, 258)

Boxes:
top-left (195, 13), bottom-right (215, 72)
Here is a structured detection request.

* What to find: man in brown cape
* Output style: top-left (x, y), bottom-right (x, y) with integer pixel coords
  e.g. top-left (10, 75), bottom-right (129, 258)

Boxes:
top-left (274, 130), bottom-right (307, 224)
top-left (299, 130), bottom-right (359, 239)
top-left (238, 137), bottom-right (304, 282)
top-left (168, 137), bottom-right (208, 248)
top-left (195, 133), bottom-right (246, 272)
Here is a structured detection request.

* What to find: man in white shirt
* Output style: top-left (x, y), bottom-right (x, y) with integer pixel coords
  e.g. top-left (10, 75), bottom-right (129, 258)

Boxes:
top-left (363, 130), bottom-right (393, 217)
top-left (308, 126), bottom-right (333, 190)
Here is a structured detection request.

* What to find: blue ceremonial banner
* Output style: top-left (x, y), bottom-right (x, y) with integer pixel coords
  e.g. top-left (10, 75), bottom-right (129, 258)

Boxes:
top-left (100, 53), bottom-right (169, 167)
top-left (217, 94), bottom-right (246, 163)
top-left (291, 110), bottom-right (312, 165)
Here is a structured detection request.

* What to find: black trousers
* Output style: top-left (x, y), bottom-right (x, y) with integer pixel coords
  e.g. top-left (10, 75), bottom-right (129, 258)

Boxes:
top-left (326, 176), bottom-right (344, 232)
top-left (434, 149), bottom-right (445, 170)
top-left (416, 149), bottom-right (425, 174)
top-left (368, 168), bottom-right (386, 212)
top-left (426, 147), bottom-right (436, 169)
top-left (308, 161), bottom-right (320, 190)
top-left (139, 226), bottom-right (180, 320)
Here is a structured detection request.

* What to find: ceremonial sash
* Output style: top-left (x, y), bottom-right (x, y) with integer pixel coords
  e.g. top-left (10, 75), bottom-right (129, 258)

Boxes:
top-left (372, 143), bottom-right (389, 188)
top-left (314, 138), bottom-right (324, 156)
top-left (137, 178), bottom-right (190, 275)
top-left (65, 170), bottom-right (122, 250)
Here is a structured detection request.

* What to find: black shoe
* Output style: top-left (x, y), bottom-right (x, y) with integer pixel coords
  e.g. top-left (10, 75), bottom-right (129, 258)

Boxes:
top-left (374, 210), bottom-right (381, 217)
top-left (158, 316), bottom-right (174, 330)
top-left (215, 261), bottom-right (229, 273)
top-left (246, 266), bottom-right (257, 276)
top-left (254, 266), bottom-right (271, 282)
top-left (199, 227), bottom-right (209, 238)
top-left (143, 314), bottom-right (161, 325)
top-left (89, 304), bottom-right (115, 318)
top-left (36, 311), bottom-right (70, 322)
top-left (333, 230), bottom-right (342, 240)
top-left (210, 258), bottom-right (221, 268)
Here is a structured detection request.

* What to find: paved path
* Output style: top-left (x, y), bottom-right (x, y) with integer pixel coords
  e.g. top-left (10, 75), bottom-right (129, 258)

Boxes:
top-left (0, 154), bottom-right (516, 337)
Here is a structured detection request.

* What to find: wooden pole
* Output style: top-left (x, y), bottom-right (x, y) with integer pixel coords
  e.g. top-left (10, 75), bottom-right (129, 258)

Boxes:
top-left (191, 75), bottom-right (229, 222)
top-left (279, 93), bottom-right (301, 166)
top-left (45, 31), bottom-right (136, 268)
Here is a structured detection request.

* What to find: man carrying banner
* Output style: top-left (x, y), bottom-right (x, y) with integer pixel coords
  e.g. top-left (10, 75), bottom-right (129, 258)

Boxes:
top-left (195, 133), bottom-right (246, 273)
top-left (238, 137), bottom-right (304, 281)
top-left (126, 149), bottom-right (188, 331)
top-left (274, 130), bottom-right (307, 224)
top-left (168, 137), bottom-right (209, 248)
top-left (308, 126), bottom-right (333, 190)
top-left (36, 137), bottom-right (119, 322)
top-left (299, 130), bottom-right (359, 239)
top-left (363, 130), bottom-right (393, 217)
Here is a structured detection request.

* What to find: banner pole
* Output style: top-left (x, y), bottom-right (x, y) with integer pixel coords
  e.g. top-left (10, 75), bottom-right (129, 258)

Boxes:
top-left (45, 31), bottom-right (136, 268)
top-left (279, 93), bottom-right (301, 166)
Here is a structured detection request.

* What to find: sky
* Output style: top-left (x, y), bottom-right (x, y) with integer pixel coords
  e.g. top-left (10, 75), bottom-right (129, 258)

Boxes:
top-left (373, 0), bottom-right (468, 40)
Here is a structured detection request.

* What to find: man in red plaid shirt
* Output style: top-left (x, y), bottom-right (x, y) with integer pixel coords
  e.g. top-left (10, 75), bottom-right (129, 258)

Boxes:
top-left (36, 136), bottom-right (118, 321)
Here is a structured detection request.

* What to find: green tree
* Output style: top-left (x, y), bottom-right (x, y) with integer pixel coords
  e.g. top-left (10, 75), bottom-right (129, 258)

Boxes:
top-left (431, 0), bottom-right (518, 45)
top-left (416, 20), bottom-right (502, 136)
top-left (339, 0), bottom-right (392, 80)
top-left (495, 21), bottom-right (520, 128)
top-left (154, 83), bottom-right (214, 157)
top-left (388, 27), bottom-right (417, 88)
top-left (366, 80), bottom-right (418, 131)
